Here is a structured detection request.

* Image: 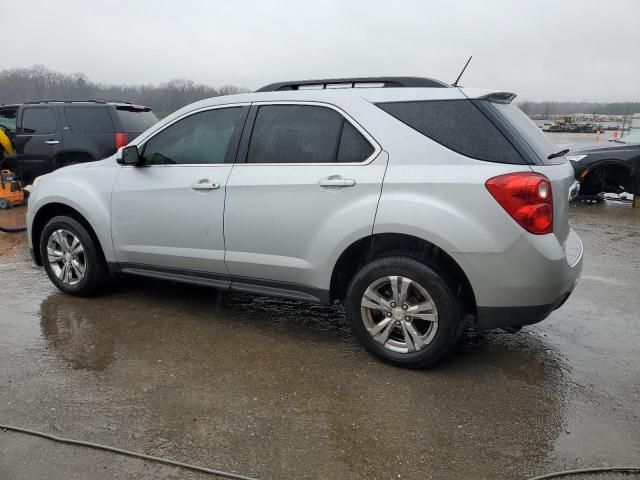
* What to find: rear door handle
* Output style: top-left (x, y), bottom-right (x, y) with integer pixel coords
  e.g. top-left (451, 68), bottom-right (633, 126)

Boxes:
top-left (44, 140), bottom-right (60, 145)
top-left (191, 180), bottom-right (220, 191)
top-left (318, 175), bottom-right (356, 188)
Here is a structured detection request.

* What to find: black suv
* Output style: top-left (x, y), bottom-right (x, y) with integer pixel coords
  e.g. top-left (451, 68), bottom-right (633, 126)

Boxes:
top-left (0, 100), bottom-right (158, 184)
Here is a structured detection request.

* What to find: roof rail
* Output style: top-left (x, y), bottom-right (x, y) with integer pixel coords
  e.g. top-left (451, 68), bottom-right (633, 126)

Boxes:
top-left (256, 76), bottom-right (451, 92)
top-left (23, 99), bottom-right (109, 105)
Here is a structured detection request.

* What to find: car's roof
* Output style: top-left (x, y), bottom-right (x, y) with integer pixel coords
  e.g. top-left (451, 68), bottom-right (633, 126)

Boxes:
top-left (174, 86), bottom-right (510, 112)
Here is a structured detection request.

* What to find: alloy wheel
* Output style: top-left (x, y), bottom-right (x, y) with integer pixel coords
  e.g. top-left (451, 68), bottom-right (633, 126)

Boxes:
top-left (360, 275), bottom-right (439, 353)
top-left (47, 229), bottom-right (86, 286)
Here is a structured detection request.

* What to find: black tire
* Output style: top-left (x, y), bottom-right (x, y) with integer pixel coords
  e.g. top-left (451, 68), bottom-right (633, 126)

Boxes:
top-left (345, 256), bottom-right (463, 368)
top-left (39, 215), bottom-right (109, 296)
top-left (0, 198), bottom-right (9, 209)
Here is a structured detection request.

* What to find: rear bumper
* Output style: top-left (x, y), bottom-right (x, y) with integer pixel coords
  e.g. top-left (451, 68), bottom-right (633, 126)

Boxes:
top-left (453, 228), bottom-right (584, 329)
top-left (475, 280), bottom-right (577, 329)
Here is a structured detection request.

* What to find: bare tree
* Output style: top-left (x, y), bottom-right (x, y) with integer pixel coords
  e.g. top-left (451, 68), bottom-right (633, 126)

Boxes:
top-left (0, 65), bottom-right (250, 113)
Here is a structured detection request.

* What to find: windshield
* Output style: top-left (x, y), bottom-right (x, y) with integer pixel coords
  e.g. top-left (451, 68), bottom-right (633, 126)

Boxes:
top-left (618, 129), bottom-right (640, 144)
top-left (0, 113), bottom-right (17, 135)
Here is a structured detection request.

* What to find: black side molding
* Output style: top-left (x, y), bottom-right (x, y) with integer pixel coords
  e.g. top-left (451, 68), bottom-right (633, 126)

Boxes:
top-left (113, 263), bottom-right (331, 305)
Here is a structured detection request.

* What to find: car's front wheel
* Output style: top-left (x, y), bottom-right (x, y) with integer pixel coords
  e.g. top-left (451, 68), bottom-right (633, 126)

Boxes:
top-left (40, 215), bottom-right (109, 296)
top-left (345, 256), bottom-right (463, 368)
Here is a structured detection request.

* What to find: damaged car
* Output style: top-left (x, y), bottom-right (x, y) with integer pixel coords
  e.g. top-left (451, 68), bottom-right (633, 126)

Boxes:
top-left (568, 130), bottom-right (640, 202)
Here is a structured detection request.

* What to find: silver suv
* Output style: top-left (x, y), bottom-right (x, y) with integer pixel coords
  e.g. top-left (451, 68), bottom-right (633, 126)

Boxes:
top-left (26, 77), bottom-right (583, 367)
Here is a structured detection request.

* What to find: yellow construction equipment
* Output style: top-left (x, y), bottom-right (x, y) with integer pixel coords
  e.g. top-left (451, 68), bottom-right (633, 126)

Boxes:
top-left (0, 127), bottom-right (14, 156)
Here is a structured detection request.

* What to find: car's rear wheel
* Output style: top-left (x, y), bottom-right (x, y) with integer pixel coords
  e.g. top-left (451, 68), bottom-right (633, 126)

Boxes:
top-left (40, 216), bottom-right (109, 296)
top-left (346, 256), bottom-right (463, 368)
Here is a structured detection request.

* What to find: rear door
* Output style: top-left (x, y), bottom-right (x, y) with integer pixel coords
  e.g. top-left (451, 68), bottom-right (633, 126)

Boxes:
top-left (111, 105), bottom-right (248, 277)
top-left (13, 106), bottom-right (62, 183)
top-left (224, 102), bottom-right (386, 292)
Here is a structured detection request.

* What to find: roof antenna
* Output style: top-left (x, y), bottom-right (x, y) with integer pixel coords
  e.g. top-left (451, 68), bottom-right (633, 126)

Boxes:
top-left (452, 56), bottom-right (473, 87)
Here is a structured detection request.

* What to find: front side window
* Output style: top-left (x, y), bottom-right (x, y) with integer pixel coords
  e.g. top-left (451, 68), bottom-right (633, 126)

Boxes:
top-left (247, 104), bottom-right (374, 164)
top-left (142, 107), bottom-right (243, 165)
top-left (21, 108), bottom-right (57, 135)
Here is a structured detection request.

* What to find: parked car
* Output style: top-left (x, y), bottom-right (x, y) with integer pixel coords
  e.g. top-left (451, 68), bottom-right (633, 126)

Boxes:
top-left (0, 100), bottom-right (158, 185)
top-left (568, 130), bottom-right (640, 201)
top-left (26, 77), bottom-right (583, 367)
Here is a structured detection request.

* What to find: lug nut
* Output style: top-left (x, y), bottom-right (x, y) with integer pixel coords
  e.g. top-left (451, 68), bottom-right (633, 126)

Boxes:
top-left (402, 304), bottom-right (408, 310)
top-left (390, 302), bottom-right (396, 308)
top-left (405, 316), bottom-right (410, 321)
top-left (386, 312), bottom-right (392, 317)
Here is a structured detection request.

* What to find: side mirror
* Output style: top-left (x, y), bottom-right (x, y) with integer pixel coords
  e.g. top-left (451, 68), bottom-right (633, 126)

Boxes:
top-left (117, 145), bottom-right (144, 166)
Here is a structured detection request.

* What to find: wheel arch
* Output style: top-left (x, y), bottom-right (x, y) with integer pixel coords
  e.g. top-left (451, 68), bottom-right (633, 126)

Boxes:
top-left (578, 159), bottom-right (635, 195)
top-left (31, 202), bottom-right (106, 267)
top-left (330, 232), bottom-right (477, 316)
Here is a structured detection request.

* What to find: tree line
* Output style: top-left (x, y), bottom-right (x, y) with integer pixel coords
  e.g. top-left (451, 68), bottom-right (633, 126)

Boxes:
top-left (0, 65), bottom-right (250, 116)
top-left (2, 65), bottom-right (637, 117)
top-left (518, 100), bottom-right (640, 117)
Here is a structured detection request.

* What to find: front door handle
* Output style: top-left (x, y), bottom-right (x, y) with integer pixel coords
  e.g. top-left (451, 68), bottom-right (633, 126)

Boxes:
top-left (318, 175), bottom-right (356, 188)
top-left (45, 140), bottom-right (60, 145)
top-left (191, 180), bottom-right (220, 191)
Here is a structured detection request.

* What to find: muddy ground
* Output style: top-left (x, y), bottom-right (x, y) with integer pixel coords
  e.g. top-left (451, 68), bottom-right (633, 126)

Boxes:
top-left (0, 203), bottom-right (638, 480)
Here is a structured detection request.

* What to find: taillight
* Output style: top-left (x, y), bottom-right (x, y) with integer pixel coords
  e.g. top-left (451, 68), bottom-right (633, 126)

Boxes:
top-left (115, 132), bottom-right (128, 149)
top-left (485, 172), bottom-right (553, 235)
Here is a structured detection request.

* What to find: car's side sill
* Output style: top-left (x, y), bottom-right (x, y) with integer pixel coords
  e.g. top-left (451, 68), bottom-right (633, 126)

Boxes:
top-left (113, 263), bottom-right (331, 305)
top-left (119, 264), bottom-right (230, 290)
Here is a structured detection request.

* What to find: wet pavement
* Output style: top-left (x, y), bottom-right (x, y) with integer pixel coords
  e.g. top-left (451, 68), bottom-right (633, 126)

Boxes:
top-left (0, 203), bottom-right (639, 479)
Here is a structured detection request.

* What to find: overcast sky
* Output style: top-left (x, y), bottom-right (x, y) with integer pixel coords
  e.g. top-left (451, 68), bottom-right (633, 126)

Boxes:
top-left (2, 0), bottom-right (638, 102)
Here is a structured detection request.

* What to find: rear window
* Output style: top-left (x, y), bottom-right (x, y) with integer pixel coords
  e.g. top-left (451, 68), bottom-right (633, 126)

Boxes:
top-left (116, 108), bottom-right (158, 133)
top-left (377, 100), bottom-right (525, 164)
top-left (64, 107), bottom-right (114, 133)
top-left (489, 102), bottom-right (562, 165)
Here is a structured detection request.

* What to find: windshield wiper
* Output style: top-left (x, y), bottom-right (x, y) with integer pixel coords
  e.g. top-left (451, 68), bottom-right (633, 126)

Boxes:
top-left (548, 148), bottom-right (570, 160)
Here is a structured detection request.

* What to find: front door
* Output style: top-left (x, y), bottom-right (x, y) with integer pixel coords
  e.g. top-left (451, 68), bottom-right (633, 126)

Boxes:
top-left (224, 103), bottom-right (387, 293)
top-left (13, 106), bottom-right (62, 184)
top-left (111, 105), bottom-right (248, 279)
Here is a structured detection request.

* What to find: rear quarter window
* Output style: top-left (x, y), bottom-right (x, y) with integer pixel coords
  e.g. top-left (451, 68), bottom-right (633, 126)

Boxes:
top-left (64, 107), bottom-right (114, 133)
top-left (116, 108), bottom-right (158, 133)
top-left (377, 100), bottom-right (526, 164)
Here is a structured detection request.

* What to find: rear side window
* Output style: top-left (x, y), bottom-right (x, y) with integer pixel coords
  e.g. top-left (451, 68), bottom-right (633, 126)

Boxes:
top-left (377, 100), bottom-right (525, 164)
top-left (21, 108), bottom-right (57, 134)
top-left (64, 107), bottom-right (114, 133)
top-left (247, 104), bottom-right (374, 164)
top-left (116, 108), bottom-right (158, 133)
